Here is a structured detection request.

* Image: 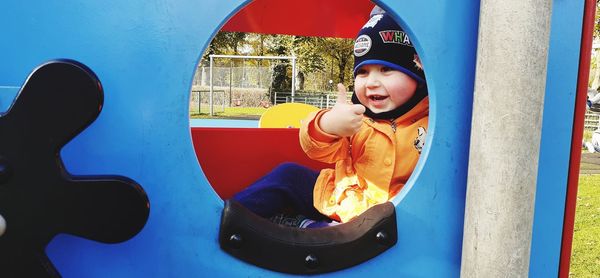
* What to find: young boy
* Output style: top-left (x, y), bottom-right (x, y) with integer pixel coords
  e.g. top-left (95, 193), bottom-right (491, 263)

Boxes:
top-left (233, 12), bottom-right (428, 227)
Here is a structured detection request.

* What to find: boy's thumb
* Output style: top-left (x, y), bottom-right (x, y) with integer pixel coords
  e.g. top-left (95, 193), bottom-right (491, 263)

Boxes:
top-left (336, 83), bottom-right (348, 104)
top-left (352, 104), bottom-right (366, 115)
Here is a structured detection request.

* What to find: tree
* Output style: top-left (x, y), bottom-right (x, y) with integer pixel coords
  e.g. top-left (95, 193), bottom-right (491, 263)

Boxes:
top-left (318, 38), bottom-right (355, 85)
top-left (590, 1), bottom-right (600, 88)
top-left (200, 30), bottom-right (356, 92)
top-left (201, 31), bottom-right (247, 63)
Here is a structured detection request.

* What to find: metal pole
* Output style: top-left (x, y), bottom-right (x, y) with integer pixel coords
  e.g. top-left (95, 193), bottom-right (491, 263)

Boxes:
top-left (461, 0), bottom-right (553, 277)
top-left (320, 95), bottom-right (323, 108)
top-left (209, 55), bottom-right (214, 116)
top-left (207, 54), bottom-right (296, 106)
top-left (229, 60), bottom-right (233, 107)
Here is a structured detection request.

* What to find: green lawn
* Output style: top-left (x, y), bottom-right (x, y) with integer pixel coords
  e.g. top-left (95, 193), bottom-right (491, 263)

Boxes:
top-left (583, 130), bottom-right (593, 142)
top-left (190, 106), bottom-right (267, 119)
top-left (570, 174), bottom-right (600, 277)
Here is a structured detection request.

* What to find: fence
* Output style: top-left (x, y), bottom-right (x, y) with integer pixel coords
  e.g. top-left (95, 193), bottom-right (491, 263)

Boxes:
top-left (195, 66), bottom-right (339, 92)
top-left (189, 86), bottom-right (271, 119)
top-left (189, 89), bottom-right (226, 115)
top-left (272, 92), bottom-right (343, 109)
top-left (190, 63), bottom-right (349, 119)
top-left (585, 110), bottom-right (600, 131)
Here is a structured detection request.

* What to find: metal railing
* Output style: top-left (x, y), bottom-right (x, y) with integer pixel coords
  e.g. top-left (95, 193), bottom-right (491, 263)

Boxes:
top-left (273, 92), bottom-right (345, 109)
top-left (585, 110), bottom-right (600, 131)
top-left (190, 90), bottom-right (226, 114)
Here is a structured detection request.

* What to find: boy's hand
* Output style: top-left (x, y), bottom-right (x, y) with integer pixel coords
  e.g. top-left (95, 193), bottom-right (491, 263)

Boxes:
top-left (319, 84), bottom-right (366, 137)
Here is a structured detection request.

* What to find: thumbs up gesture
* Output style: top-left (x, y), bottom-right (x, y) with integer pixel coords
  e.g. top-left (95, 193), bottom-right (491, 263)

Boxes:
top-left (319, 83), bottom-right (366, 137)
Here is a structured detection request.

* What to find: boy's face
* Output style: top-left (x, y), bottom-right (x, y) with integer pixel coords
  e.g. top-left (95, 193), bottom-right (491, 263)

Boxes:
top-left (354, 64), bottom-right (417, 114)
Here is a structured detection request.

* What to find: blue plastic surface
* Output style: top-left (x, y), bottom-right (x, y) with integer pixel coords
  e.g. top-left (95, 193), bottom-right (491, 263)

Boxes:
top-left (530, 0), bottom-right (585, 276)
top-left (0, 0), bottom-right (583, 276)
top-left (0, 86), bottom-right (19, 113)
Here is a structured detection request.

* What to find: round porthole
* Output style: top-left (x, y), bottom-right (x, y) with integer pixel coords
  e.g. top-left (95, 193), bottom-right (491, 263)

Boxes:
top-left (189, 1), bottom-right (430, 274)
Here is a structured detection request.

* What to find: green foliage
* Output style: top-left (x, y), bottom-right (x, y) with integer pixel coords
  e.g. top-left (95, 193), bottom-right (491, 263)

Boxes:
top-left (584, 130), bottom-right (593, 142)
top-left (314, 37), bottom-right (355, 84)
top-left (270, 62), bottom-right (291, 94)
top-left (596, 1), bottom-right (600, 38)
top-left (202, 31), bottom-right (247, 61)
top-left (570, 174), bottom-right (600, 277)
top-left (200, 31), bottom-right (356, 90)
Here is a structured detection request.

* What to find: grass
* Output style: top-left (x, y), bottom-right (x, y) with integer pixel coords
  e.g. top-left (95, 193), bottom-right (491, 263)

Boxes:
top-left (584, 130), bottom-right (593, 142)
top-left (189, 106), bottom-right (267, 119)
top-left (570, 174), bottom-right (600, 277)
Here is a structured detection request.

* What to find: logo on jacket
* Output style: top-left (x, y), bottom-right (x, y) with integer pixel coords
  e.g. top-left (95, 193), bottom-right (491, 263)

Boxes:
top-left (414, 126), bottom-right (427, 154)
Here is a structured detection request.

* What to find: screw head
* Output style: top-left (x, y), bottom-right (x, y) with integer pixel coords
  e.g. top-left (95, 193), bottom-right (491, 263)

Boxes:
top-left (304, 254), bottom-right (319, 269)
top-left (376, 231), bottom-right (389, 244)
top-left (229, 234), bottom-right (243, 249)
top-left (0, 214), bottom-right (6, 237)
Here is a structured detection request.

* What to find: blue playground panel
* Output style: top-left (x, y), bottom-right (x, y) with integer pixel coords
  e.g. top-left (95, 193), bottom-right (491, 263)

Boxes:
top-left (0, 86), bottom-right (19, 113)
top-left (0, 0), bottom-right (584, 276)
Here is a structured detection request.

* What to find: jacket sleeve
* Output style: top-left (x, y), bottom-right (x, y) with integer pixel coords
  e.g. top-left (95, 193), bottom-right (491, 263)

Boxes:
top-left (299, 110), bottom-right (350, 164)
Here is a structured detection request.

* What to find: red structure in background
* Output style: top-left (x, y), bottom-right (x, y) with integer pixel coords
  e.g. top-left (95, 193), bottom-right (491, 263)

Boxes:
top-left (191, 128), bottom-right (332, 199)
top-left (221, 0), bottom-right (375, 38)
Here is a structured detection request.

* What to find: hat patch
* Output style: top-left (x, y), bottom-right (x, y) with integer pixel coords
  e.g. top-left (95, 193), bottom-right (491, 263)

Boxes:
top-left (362, 14), bottom-right (383, 29)
top-left (354, 35), bottom-right (372, 57)
top-left (379, 30), bottom-right (412, 46)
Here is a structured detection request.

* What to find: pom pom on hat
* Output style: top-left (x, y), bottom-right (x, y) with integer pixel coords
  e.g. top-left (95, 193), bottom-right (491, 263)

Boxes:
top-left (353, 13), bottom-right (425, 84)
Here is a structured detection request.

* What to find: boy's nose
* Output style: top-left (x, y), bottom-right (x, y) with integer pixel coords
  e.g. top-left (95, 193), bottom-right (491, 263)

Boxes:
top-left (366, 75), bottom-right (381, 88)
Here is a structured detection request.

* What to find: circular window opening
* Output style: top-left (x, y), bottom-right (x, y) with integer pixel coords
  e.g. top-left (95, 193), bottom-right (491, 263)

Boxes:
top-left (190, 1), bottom-right (431, 274)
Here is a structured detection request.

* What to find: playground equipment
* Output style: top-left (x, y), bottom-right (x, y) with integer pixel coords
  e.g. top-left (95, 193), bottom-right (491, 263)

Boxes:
top-left (258, 103), bottom-right (319, 128)
top-left (207, 54), bottom-right (297, 116)
top-left (0, 0), bottom-right (594, 276)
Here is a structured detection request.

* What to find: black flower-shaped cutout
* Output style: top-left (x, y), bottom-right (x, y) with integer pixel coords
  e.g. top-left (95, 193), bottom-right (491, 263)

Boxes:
top-left (0, 60), bottom-right (150, 277)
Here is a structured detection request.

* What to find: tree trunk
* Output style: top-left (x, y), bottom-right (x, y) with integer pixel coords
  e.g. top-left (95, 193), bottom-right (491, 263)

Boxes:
top-left (592, 48), bottom-right (600, 89)
top-left (337, 55), bottom-right (348, 84)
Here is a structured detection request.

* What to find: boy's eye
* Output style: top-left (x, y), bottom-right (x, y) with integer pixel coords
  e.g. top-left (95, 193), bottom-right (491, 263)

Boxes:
top-left (381, 66), bottom-right (393, 72)
top-left (356, 68), bottom-right (367, 75)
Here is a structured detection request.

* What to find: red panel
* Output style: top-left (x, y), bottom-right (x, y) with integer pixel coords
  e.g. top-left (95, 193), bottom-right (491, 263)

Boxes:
top-left (559, 0), bottom-right (597, 276)
top-left (191, 127), bottom-right (332, 199)
top-left (221, 0), bottom-right (375, 38)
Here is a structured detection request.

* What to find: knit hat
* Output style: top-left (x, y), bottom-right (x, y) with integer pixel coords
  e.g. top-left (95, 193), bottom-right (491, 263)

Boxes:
top-left (353, 13), bottom-right (425, 84)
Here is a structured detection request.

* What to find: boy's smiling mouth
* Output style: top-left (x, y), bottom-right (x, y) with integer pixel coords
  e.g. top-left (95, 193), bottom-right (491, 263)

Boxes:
top-left (369, 95), bottom-right (388, 101)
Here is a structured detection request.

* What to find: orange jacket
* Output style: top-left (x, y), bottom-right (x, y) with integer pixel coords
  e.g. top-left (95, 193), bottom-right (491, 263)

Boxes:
top-left (300, 97), bottom-right (429, 222)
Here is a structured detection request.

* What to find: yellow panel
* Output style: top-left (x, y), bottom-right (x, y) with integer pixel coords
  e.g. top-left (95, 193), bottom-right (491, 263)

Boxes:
top-left (259, 103), bottom-right (320, 128)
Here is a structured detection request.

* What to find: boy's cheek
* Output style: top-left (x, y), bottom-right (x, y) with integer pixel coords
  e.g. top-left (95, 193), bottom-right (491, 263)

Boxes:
top-left (354, 92), bottom-right (368, 106)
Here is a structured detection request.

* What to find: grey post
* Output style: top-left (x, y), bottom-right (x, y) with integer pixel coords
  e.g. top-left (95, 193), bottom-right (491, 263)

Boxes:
top-left (461, 0), bottom-right (553, 277)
